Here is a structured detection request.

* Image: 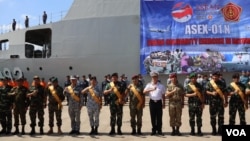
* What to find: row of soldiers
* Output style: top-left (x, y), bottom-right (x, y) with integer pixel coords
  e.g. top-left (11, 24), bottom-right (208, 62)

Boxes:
top-left (0, 71), bottom-right (249, 137)
top-left (0, 75), bottom-right (65, 135)
top-left (166, 71), bottom-right (250, 136)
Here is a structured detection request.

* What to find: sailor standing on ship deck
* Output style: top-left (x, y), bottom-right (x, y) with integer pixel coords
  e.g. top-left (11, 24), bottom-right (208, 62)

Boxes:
top-left (25, 16), bottom-right (29, 28)
top-left (12, 19), bottom-right (16, 31)
top-left (43, 11), bottom-right (47, 24)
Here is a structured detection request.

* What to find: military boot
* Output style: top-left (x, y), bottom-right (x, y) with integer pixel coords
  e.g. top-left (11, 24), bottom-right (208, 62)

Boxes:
top-left (89, 126), bottom-right (95, 135)
top-left (6, 129), bottom-right (11, 135)
top-left (176, 126), bottom-right (182, 136)
top-left (212, 126), bottom-right (217, 135)
top-left (171, 127), bottom-right (176, 136)
top-left (131, 127), bottom-right (136, 135)
top-left (190, 127), bottom-right (195, 135)
top-left (40, 127), bottom-right (44, 135)
top-left (58, 127), bottom-right (62, 135)
top-left (109, 126), bottom-right (115, 135)
top-left (13, 126), bottom-right (19, 135)
top-left (0, 128), bottom-right (6, 134)
top-left (197, 127), bottom-right (203, 136)
top-left (21, 125), bottom-right (25, 135)
top-left (29, 127), bottom-right (35, 135)
top-left (218, 126), bottom-right (222, 135)
top-left (47, 127), bottom-right (53, 134)
top-left (137, 127), bottom-right (142, 135)
top-left (117, 126), bottom-right (122, 135)
top-left (94, 126), bottom-right (98, 135)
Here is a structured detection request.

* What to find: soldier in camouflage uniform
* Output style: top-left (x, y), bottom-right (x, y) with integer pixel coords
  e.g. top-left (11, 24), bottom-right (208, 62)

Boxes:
top-left (46, 77), bottom-right (65, 134)
top-left (165, 73), bottom-right (184, 136)
top-left (125, 75), bottom-right (144, 135)
top-left (81, 76), bottom-right (102, 135)
top-left (185, 73), bottom-right (204, 136)
top-left (205, 71), bottom-right (228, 135)
top-left (104, 73), bottom-right (126, 135)
top-left (26, 76), bottom-right (46, 135)
top-left (227, 73), bottom-right (247, 125)
top-left (64, 76), bottom-right (84, 135)
top-left (0, 77), bottom-right (13, 135)
top-left (8, 78), bottom-right (29, 135)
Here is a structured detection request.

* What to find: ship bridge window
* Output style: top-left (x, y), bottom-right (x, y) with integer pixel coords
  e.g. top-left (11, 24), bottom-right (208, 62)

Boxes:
top-left (25, 28), bottom-right (51, 58)
top-left (0, 39), bottom-right (9, 51)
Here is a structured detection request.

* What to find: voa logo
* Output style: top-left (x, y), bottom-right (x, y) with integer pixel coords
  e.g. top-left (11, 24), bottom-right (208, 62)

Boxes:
top-left (226, 129), bottom-right (246, 136)
top-left (0, 67), bottom-right (23, 80)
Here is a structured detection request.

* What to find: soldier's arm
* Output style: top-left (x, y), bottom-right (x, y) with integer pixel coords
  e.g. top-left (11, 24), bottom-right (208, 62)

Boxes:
top-left (81, 86), bottom-right (89, 94)
top-left (184, 86), bottom-right (196, 97)
top-left (26, 88), bottom-right (37, 98)
top-left (165, 87), bottom-right (176, 97)
top-left (103, 84), bottom-right (112, 95)
top-left (205, 83), bottom-right (216, 96)
top-left (124, 84), bottom-right (132, 97)
top-left (8, 87), bottom-right (17, 96)
top-left (63, 87), bottom-right (68, 96)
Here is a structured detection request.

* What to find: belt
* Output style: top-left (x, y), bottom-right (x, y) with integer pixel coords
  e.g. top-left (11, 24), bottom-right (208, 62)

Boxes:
top-left (150, 99), bottom-right (161, 103)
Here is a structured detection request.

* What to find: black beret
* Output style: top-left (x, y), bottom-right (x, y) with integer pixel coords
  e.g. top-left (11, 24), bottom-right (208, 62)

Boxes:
top-left (212, 71), bottom-right (220, 76)
top-left (111, 73), bottom-right (118, 77)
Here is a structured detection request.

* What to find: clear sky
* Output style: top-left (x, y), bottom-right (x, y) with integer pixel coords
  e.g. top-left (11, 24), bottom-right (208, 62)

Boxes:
top-left (0, 0), bottom-right (73, 32)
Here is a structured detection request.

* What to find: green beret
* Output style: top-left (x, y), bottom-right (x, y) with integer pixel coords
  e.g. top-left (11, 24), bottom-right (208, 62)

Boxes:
top-left (50, 77), bottom-right (58, 82)
top-left (189, 73), bottom-right (197, 78)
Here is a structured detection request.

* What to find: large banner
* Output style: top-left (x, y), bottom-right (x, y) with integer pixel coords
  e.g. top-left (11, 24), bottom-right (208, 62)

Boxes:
top-left (140, 0), bottom-right (250, 75)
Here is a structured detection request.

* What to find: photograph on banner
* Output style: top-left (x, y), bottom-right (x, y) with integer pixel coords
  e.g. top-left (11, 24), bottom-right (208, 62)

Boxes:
top-left (140, 0), bottom-right (250, 75)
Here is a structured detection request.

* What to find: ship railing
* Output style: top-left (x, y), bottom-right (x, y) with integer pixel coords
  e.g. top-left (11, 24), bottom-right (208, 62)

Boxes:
top-left (0, 10), bottom-right (68, 34)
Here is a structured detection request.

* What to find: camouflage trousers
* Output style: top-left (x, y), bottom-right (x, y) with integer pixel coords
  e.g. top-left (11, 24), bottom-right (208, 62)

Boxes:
top-left (129, 107), bottom-right (143, 129)
top-left (209, 101), bottom-right (224, 127)
top-left (68, 108), bottom-right (81, 131)
top-left (188, 103), bottom-right (203, 127)
top-left (229, 100), bottom-right (246, 125)
top-left (110, 104), bottom-right (123, 127)
top-left (0, 110), bottom-right (12, 131)
top-left (13, 107), bottom-right (26, 126)
top-left (48, 104), bottom-right (62, 127)
top-left (29, 107), bottom-right (44, 127)
top-left (87, 107), bottom-right (100, 127)
top-left (169, 102), bottom-right (182, 127)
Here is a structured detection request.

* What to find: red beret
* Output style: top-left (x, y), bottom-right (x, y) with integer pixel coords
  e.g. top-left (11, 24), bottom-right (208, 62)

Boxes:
top-left (169, 73), bottom-right (177, 78)
top-left (131, 75), bottom-right (139, 80)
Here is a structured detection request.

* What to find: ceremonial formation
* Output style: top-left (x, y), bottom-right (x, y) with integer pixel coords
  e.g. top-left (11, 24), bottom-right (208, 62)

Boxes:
top-left (0, 71), bottom-right (249, 137)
